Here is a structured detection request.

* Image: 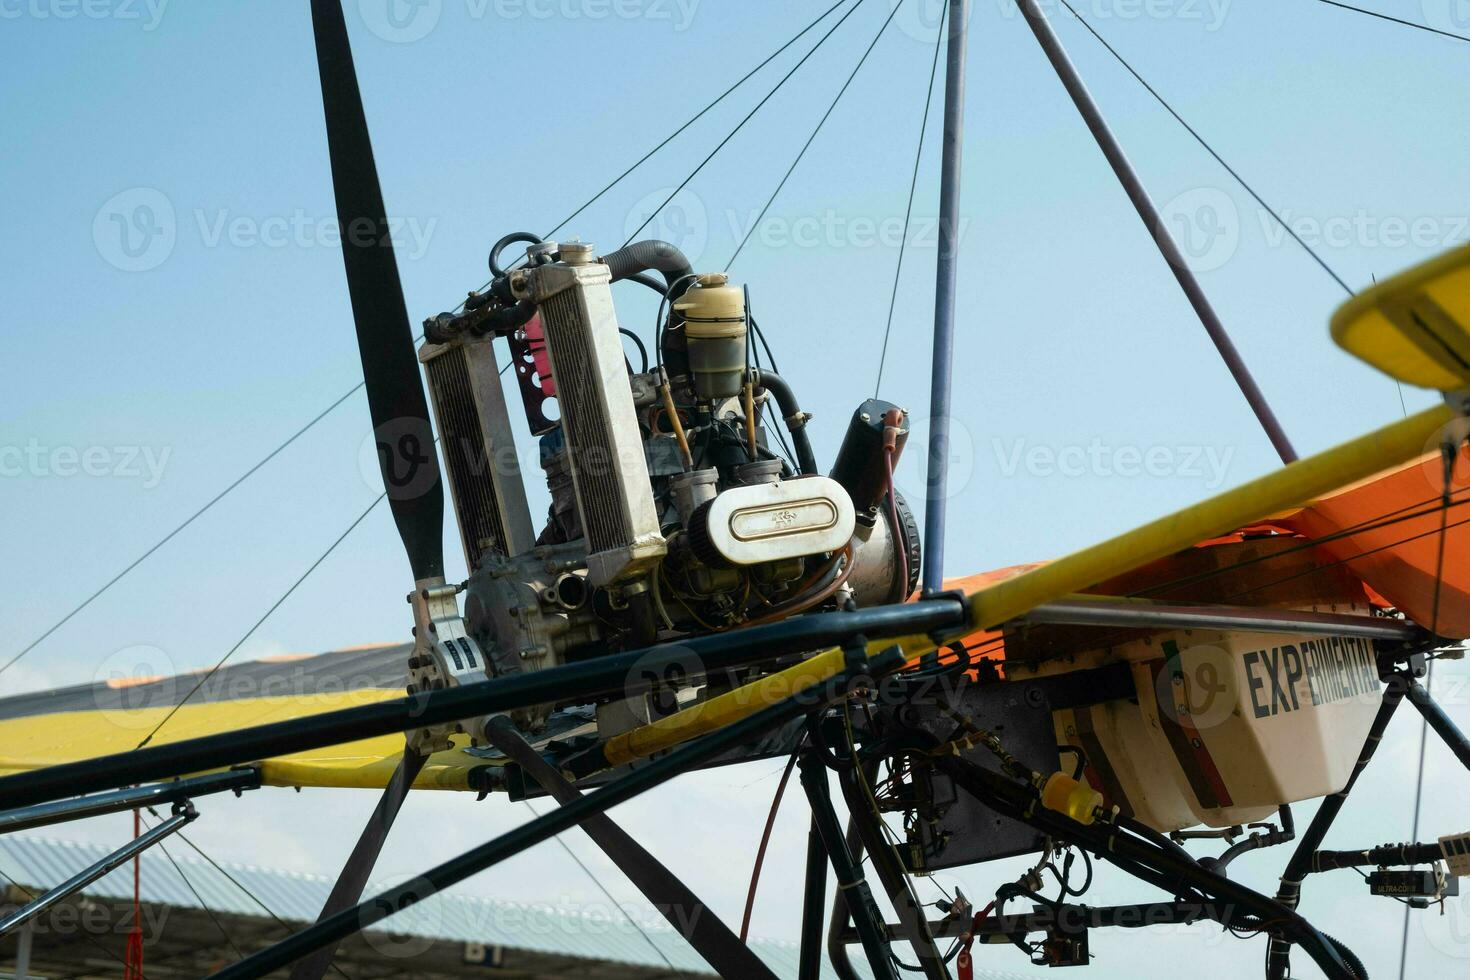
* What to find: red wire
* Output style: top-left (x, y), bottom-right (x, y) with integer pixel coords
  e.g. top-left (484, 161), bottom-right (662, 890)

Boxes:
top-left (739, 750), bottom-right (800, 942)
top-left (955, 901), bottom-right (995, 980)
top-left (124, 808), bottom-right (144, 980)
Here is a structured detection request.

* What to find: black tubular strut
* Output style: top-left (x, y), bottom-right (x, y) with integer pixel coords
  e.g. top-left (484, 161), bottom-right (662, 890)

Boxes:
top-left (935, 756), bottom-right (1358, 979)
top-left (0, 768), bottom-right (260, 835)
top-left (800, 753), bottom-right (900, 980)
top-left (798, 816), bottom-right (829, 980)
top-left (922, 0), bottom-right (970, 592)
top-left (287, 747), bottom-right (427, 980)
top-left (1405, 675), bottom-right (1470, 772)
top-left (1313, 842), bottom-right (1447, 872)
top-left (0, 600), bottom-right (965, 811)
top-left (481, 718), bottom-right (778, 980)
top-left (1266, 674), bottom-right (1407, 979)
top-left (210, 656), bottom-right (905, 980)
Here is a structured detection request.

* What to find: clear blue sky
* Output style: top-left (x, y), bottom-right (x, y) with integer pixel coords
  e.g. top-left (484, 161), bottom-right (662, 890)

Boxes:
top-left (3, 1), bottom-right (1468, 976)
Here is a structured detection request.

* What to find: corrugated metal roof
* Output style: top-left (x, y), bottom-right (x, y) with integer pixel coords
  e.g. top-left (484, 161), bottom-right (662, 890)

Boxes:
top-left (0, 835), bottom-right (1031, 979)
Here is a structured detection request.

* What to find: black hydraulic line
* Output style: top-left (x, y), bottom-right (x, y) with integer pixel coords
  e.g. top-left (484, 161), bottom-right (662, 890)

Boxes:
top-left (0, 768), bottom-right (260, 835)
top-left (0, 808), bottom-right (194, 936)
top-left (935, 756), bottom-right (1357, 979)
top-left (0, 597), bottom-right (965, 809)
top-left (1314, 842), bottom-right (1446, 872)
top-left (1266, 672), bottom-right (1408, 979)
top-left (1116, 814), bottom-right (1196, 865)
top-left (210, 657), bottom-right (903, 980)
top-left (922, 0), bottom-right (970, 593)
top-left (1207, 806), bottom-right (1296, 876)
top-left (1015, 0), bottom-right (1299, 466)
top-left (798, 817), bottom-right (828, 980)
top-left (1405, 675), bottom-right (1470, 772)
top-left (800, 754), bottom-right (899, 980)
top-left (752, 368), bottom-right (819, 474)
top-left (481, 718), bottom-right (778, 980)
top-left (844, 900), bottom-right (1262, 942)
top-left (488, 231), bottom-right (542, 277)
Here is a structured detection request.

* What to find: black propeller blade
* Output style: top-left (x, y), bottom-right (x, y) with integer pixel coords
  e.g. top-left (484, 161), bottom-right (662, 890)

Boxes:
top-left (312, 0), bottom-right (443, 584)
top-left (293, 4), bottom-right (444, 977)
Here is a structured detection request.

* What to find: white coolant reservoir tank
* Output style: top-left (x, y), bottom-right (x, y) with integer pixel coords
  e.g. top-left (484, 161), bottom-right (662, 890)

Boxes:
top-left (674, 273), bottom-right (748, 402)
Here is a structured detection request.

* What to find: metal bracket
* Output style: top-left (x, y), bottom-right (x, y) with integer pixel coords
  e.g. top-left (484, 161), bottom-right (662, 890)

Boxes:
top-left (407, 578), bottom-right (494, 753)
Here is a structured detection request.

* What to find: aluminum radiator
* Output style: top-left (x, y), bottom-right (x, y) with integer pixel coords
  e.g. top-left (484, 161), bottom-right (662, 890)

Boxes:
top-left (523, 258), bottom-right (665, 586)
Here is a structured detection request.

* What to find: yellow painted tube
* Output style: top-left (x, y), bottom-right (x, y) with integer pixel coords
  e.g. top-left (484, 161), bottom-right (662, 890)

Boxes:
top-left (964, 403), bottom-right (1456, 632)
top-left (600, 633), bottom-right (936, 768)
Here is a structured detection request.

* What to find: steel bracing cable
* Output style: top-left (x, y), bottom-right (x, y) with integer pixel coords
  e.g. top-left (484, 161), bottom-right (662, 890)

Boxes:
top-left (138, 813), bottom-right (247, 962)
top-left (0, 386), bottom-right (363, 680)
top-left (1397, 443), bottom-right (1457, 980)
top-left (142, 809), bottom-right (356, 980)
top-left (1058, 0), bottom-right (1354, 295)
top-left (875, 2), bottom-right (945, 398)
top-left (723, 0), bottom-right (906, 273)
top-left (520, 798), bottom-right (676, 972)
top-left (135, 492), bottom-right (386, 748)
top-left (544, 0), bottom-right (852, 243)
top-left (620, 0), bottom-right (871, 249)
top-left (6, 7), bottom-right (858, 681)
top-left (1316, 0), bottom-right (1470, 43)
top-left (0, 866), bottom-right (156, 980)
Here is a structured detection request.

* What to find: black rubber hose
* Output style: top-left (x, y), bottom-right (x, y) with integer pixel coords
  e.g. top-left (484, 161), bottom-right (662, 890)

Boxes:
top-left (754, 369), bottom-right (818, 475)
top-left (1323, 932), bottom-right (1368, 980)
top-left (489, 231), bottom-right (543, 277)
top-left (622, 271), bottom-right (669, 296)
top-left (601, 240), bottom-right (695, 297)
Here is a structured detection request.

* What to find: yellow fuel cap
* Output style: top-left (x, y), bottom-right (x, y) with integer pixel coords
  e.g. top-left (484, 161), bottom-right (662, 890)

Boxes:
top-left (1330, 242), bottom-right (1470, 391)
